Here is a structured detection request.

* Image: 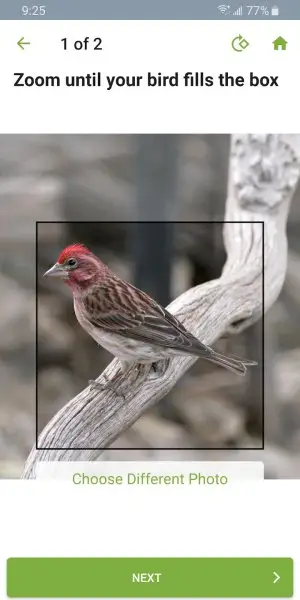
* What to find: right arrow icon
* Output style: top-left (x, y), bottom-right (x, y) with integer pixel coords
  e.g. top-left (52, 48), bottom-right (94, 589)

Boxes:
top-left (273, 571), bottom-right (280, 584)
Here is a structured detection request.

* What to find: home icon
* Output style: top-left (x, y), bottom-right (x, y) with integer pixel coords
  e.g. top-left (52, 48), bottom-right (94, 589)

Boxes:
top-left (273, 36), bottom-right (287, 50)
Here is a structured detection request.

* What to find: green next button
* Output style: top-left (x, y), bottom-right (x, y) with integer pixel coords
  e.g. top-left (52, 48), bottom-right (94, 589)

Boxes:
top-left (7, 557), bottom-right (293, 598)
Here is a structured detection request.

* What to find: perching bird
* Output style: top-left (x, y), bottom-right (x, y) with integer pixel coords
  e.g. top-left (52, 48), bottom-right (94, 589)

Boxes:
top-left (44, 243), bottom-right (256, 389)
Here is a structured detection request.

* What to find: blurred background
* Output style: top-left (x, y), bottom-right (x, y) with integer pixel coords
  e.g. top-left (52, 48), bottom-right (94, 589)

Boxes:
top-left (0, 134), bottom-right (299, 478)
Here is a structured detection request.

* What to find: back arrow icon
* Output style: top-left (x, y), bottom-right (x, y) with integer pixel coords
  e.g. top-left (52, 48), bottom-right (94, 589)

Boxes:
top-left (17, 37), bottom-right (31, 50)
top-left (273, 571), bottom-right (280, 584)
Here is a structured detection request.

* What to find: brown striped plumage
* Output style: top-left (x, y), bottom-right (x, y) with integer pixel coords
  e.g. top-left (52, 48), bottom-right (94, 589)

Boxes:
top-left (44, 244), bottom-right (257, 378)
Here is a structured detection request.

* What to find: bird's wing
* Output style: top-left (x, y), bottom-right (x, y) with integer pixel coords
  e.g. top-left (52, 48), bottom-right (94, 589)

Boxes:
top-left (82, 279), bottom-right (210, 356)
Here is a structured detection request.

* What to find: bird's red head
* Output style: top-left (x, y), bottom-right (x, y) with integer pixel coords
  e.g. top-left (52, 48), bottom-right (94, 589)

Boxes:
top-left (57, 243), bottom-right (91, 264)
top-left (44, 243), bottom-right (107, 291)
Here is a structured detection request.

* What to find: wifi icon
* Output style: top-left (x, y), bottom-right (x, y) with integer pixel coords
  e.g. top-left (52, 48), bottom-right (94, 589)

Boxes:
top-left (218, 4), bottom-right (231, 14)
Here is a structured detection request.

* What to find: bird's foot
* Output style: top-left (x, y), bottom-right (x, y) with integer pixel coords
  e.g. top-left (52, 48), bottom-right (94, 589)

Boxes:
top-left (88, 372), bottom-right (126, 401)
top-left (89, 360), bottom-right (167, 397)
top-left (150, 359), bottom-right (170, 378)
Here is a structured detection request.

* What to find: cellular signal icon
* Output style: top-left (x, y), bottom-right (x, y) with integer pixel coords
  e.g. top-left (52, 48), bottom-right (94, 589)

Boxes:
top-left (217, 5), bottom-right (231, 15)
top-left (233, 6), bottom-right (243, 15)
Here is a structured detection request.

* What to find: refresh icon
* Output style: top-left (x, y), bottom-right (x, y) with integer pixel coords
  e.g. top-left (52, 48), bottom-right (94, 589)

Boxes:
top-left (231, 34), bottom-right (250, 52)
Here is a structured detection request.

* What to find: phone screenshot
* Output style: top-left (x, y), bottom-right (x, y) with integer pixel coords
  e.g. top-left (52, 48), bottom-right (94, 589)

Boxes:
top-left (0, 0), bottom-right (299, 597)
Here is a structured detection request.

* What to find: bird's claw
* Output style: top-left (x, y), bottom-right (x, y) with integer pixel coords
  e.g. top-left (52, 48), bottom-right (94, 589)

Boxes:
top-left (88, 376), bottom-right (126, 401)
top-left (88, 360), bottom-right (168, 400)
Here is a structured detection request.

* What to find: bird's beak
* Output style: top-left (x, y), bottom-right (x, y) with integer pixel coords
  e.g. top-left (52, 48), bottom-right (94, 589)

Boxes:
top-left (43, 263), bottom-right (66, 278)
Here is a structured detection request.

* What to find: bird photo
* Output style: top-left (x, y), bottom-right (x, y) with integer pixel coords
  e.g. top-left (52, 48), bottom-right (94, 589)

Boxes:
top-left (2, 132), bottom-right (299, 468)
top-left (44, 242), bottom-right (257, 393)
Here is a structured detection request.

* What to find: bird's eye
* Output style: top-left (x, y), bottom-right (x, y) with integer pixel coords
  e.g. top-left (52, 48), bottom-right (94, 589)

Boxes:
top-left (66, 258), bottom-right (77, 267)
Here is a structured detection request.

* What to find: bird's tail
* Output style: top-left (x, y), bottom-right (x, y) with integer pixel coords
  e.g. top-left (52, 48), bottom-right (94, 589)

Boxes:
top-left (206, 351), bottom-right (257, 376)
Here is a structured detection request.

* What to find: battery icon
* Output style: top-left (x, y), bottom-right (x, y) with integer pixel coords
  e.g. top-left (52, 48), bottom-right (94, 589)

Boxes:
top-left (271, 5), bottom-right (279, 15)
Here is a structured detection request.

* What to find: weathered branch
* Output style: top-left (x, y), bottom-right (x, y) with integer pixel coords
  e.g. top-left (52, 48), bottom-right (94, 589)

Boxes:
top-left (23, 134), bottom-right (300, 478)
